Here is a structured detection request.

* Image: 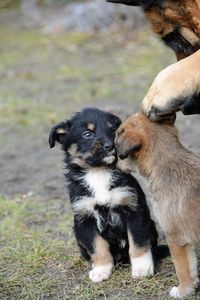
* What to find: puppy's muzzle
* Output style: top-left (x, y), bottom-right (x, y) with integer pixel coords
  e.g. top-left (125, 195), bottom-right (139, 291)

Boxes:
top-left (116, 132), bottom-right (142, 160)
top-left (103, 142), bottom-right (114, 152)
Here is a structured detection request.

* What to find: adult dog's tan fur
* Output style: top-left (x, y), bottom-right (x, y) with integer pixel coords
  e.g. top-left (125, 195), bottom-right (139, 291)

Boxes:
top-left (108, 0), bottom-right (200, 117)
top-left (142, 0), bottom-right (200, 117)
top-left (142, 49), bottom-right (200, 118)
top-left (116, 111), bottom-right (200, 298)
top-left (144, 0), bottom-right (200, 60)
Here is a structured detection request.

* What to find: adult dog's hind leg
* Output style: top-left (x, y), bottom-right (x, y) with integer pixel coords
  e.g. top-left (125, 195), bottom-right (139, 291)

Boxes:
top-left (168, 243), bottom-right (199, 299)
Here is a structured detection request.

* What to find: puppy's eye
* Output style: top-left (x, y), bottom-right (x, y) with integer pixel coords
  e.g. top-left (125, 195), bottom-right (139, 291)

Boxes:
top-left (82, 131), bottom-right (94, 139)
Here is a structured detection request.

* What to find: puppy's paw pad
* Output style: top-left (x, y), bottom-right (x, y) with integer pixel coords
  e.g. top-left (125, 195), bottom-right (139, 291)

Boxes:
top-left (169, 287), bottom-right (181, 299)
top-left (89, 264), bottom-right (113, 283)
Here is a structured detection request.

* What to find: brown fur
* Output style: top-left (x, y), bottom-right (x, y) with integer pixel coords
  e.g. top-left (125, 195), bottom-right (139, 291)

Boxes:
top-left (87, 123), bottom-right (95, 131)
top-left (144, 0), bottom-right (200, 59)
top-left (168, 244), bottom-right (197, 296)
top-left (91, 235), bottom-right (113, 266)
top-left (142, 49), bottom-right (200, 120)
top-left (128, 230), bottom-right (149, 258)
top-left (142, 0), bottom-right (200, 118)
top-left (109, 0), bottom-right (200, 117)
top-left (116, 111), bottom-right (200, 297)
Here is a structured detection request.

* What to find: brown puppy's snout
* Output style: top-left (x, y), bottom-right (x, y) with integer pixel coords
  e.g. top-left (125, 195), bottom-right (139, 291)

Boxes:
top-left (115, 127), bottom-right (125, 159)
top-left (116, 126), bottom-right (142, 160)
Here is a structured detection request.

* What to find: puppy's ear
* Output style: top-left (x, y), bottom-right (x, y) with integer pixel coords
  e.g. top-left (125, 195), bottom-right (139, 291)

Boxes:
top-left (49, 121), bottom-right (71, 148)
top-left (116, 134), bottom-right (142, 160)
top-left (109, 114), bottom-right (122, 130)
top-left (158, 113), bottom-right (176, 126)
top-left (107, 0), bottom-right (141, 6)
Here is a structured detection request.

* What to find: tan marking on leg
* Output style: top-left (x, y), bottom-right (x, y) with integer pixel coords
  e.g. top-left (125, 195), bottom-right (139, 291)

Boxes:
top-left (128, 230), bottom-right (148, 258)
top-left (89, 235), bottom-right (113, 283)
top-left (169, 243), bottom-right (196, 297)
top-left (91, 235), bottom-right (113, 266)
top-left (128, 230), bottom-right (154, 278)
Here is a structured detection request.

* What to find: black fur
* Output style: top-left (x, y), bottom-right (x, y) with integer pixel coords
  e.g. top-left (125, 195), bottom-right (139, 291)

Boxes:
top-left (147, 94), bottom-right (200, 119)
top-left (180, 94), bottom-right (200, 115)
top-left (107, 0), bottom-right (164, 10)
top-left (162, 28), bottom-right (200, 59)
top-left (49, 107), bottom-right (158, 264)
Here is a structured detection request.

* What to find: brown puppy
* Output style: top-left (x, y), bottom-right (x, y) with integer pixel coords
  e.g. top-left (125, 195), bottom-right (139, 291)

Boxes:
top-left (116, 111), bottom-right (200, 298)
top-left (108, 0), bottom-right (200, 118)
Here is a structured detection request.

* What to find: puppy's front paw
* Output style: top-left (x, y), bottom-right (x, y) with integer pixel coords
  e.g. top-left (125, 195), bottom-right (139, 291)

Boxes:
top-left (170, 287), bottom-right (182, 299)
top-left (131, 251), bottom-right (154, 278)
top-left (169, 286), bottom-right (195, 299)
top-left (89, 264), bottom-right (113, 283)
top-left (132, 263), bottom-right (154, 278)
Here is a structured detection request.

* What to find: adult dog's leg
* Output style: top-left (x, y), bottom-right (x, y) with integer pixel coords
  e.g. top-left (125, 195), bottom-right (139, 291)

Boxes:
top-left (168, 243), bottom-right (199, 299)
top-left (142, 50), bottom-right (200, 120)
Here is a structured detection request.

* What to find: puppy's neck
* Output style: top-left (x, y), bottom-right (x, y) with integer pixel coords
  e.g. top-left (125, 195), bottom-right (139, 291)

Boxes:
top-left (66, 157), bottom-right (116, 181)
top-left (136, 125), bottom-right (181, 178)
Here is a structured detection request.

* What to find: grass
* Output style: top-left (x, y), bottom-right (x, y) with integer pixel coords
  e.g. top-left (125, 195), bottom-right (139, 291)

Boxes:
top-left (0, 196), bottom-right (75, 299)
top-left (1, 195), bottom-right (198, 300)
top-left (0, 23), bottom-right (175, 129)
top-left (1, 7), bottom-right (199, 300)
top-left (0, 196), bottom-right (177, 300)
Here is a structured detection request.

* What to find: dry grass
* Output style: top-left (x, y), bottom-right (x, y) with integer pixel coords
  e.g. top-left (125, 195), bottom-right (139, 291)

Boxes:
top-left (1, 7), bottom-right (199, 300)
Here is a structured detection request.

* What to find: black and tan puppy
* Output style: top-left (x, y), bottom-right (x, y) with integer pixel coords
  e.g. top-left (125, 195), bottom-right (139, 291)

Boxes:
top-left (107, 0), bottom-right (200, 117)
top-left (116, 111), bottom-right (200, 298)
top-left (49, 107), bottom-right (158, 283)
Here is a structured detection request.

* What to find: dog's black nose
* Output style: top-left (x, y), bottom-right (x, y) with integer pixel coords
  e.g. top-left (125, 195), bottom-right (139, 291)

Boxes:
top-left (103, 143), bottom-right (114, 151)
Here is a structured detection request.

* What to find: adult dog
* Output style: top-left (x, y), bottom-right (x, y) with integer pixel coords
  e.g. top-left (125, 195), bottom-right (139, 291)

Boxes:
top-left (107, 0), bottom-right (200, 118)
top-left (116, 111), bottom-right (200, 298)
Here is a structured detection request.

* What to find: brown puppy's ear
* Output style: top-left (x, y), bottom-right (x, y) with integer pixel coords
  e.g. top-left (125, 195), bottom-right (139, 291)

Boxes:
top-left (49, 121), bottom-right (71, 148)
top-left (158, 113), bottom-right (176, 126)
top-left (107, 0), bottom-right (141, 6)
top-left (116, 136), bottom-right (142, 160)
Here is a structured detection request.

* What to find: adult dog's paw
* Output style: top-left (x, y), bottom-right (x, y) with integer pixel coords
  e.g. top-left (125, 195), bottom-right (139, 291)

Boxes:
top-left (142, 51), bottom-right (200, 120)
top-left (89, 264), bottom-right (113, 283)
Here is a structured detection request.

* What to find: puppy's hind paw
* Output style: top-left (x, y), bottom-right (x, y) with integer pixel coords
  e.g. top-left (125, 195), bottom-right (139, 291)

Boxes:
top-left (170, 287), bottom-right (182, 299)
top-left (89, 264), bottom-right (113, 283)
top-left (169, 286), bottom-right (195, 299)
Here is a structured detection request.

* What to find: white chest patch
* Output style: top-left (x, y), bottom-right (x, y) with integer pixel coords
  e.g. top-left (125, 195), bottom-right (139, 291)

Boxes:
top-left (84, 168), bottom-right (112, 205)
top-left (71, 168), bottom-right (137, 216)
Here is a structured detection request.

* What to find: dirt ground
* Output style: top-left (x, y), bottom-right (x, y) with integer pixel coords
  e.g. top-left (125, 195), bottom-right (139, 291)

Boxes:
top-left (1, 6), bottom-right (200, 300)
